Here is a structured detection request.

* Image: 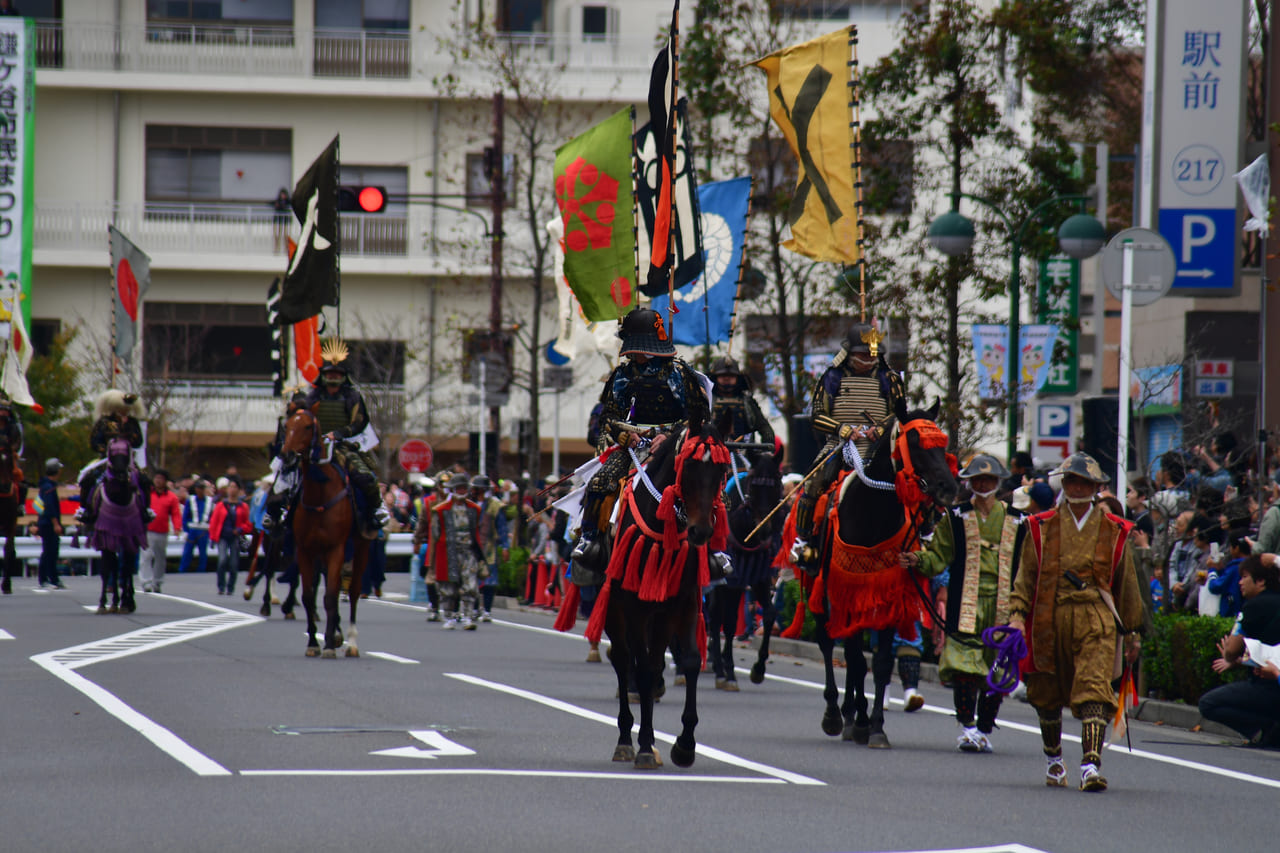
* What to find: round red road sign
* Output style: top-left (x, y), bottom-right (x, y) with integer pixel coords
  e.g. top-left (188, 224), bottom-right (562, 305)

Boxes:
top-left (398, 439), bottom-right (433, 473)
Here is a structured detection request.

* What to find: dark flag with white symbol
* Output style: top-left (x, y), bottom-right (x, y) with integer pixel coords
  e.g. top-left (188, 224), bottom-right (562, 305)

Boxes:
top-left (752, 27), bottom-right (861, 264)
top-left (650, 177), bottom-right (751, 346)
top-left (635, 99), bottom-right (703, 296)
top-left (644, 0), bottom-right (680, 296)
top-left (108, 226), bottom-right (151, 366)
top-left (266, 277), bottom-right (285, 396)
top-left (278, 135), bottom-right (339, 325)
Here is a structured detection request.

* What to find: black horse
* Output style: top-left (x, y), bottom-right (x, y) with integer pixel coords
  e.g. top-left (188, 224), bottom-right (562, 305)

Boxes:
top-left (708, 444), bottom-right (784, 690)
top-left (89, 436), bottom-right (148, 614)
top-left (788, 398), bottom-right (957, 749)
top-left (583, 416), bottom-right (731, 770)
top-left (0, 441), bottom-right (21, 594)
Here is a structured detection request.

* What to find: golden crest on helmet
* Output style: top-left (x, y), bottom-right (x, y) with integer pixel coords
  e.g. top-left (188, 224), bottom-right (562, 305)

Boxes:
top-left (860, 327), bottom-right (885, 358)
top-left (319, 337), bottom-right (349, 365)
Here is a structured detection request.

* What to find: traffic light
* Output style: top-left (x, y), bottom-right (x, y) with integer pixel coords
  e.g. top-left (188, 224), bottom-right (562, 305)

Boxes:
top-left (337, 185), bottom-right (387, 213)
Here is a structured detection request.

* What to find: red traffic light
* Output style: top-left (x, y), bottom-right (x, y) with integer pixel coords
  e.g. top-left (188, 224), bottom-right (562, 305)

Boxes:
top-left (337, 185), bottom-right (388, 213)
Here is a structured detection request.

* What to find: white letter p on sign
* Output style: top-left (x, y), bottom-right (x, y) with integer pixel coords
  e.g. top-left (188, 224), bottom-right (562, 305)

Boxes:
top-left (1181, 215), bottom-right (1215, 263)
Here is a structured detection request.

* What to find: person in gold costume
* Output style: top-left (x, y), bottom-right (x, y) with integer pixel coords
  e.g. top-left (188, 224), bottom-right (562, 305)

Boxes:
top-left (1008, 452), bottom-right (1145, 792)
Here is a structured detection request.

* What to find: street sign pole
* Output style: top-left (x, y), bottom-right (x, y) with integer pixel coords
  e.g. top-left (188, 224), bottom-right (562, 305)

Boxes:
top-left (478, 358), bottom-right (487, 476)
top-left (553, 388), bottom-right (561, 477)
top-left (1118, 240), bottom-right (1134, 490)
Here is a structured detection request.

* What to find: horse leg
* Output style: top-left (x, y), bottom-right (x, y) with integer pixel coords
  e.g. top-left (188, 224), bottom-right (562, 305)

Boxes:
top-left (842, 634), bottom-right (871, 744)
top-left (749, 579), bottom-right (775, 684)
top-left (669, 602), bottom-right (701, 768)
top-left (1, 528), bottom-right (14, 594)
top-left (632, 622), bottom-right (660, 770)
top-left (346, 540), bottom-right (368, 657)
top-left (321, 548), bottom-right (343, 657)
top-left (301, 554), bottom-right (322, 656)
top-left (717, 586), bottom-right (743, 690)
top-left (867, 628), bottom-right (895, 749)
top-left (705, 587), bottom-right (725, 685)
top-left (815, 616), bottom-right (843, 737)
top-left (97, 553), bottom-right (111, 614)
top-left (120, 551), bottom-right (137, 614)
top-left (608, 610), bottom-right (636, 763)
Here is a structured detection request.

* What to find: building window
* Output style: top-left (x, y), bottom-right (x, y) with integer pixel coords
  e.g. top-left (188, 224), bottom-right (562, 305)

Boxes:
top-left (773, 0), bottom-right (854, 20)
top-left (314, 0), bottom-right (409, 77)
top-left (465, 152), bottom-right (519, 209)
top-left (863, 138), bottom-right (914, 215)
top-left (498, 0), bottom-right (548, 33)
top-left (144, 125), bottom-right (291, 210)
top-left (315, 0), bottom-right (409, 30)
top-left (143, 302), bottom-right (274, 381)
top-left (339, 164), bottom-right (408, 255)
top-left (147, 0), bottom-right (293, 25)
top-left (29, 318), bottom-right (60, 359)
top-left (582, 6), bottom-right (611, 40)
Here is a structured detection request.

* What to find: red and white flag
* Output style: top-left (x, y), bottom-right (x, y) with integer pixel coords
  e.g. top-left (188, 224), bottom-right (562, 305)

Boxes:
top-left (108, 226), bottom-right (151, 366)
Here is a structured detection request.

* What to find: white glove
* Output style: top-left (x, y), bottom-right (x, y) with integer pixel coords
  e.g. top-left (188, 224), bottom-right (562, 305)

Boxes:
top-left (789, 537), bottom-right (809, 564)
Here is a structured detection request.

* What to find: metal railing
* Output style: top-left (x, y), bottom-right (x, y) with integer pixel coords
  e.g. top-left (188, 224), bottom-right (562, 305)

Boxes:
top-left (32, 19), bottom-right (654, 81)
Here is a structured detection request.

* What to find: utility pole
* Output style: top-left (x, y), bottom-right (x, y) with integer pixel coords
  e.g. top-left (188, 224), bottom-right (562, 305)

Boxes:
top-left (488, 91), bottom-right (504, 477)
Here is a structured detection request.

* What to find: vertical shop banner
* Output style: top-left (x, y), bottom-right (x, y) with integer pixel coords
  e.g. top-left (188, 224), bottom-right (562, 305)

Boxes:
top-left (972, 323), bottom-right (1061, 402)
top-left (0, 18), bottom-right (34, 332)
top-left (1037, 254), bottom-right (1079, 394)
top-left (1155, 0), bottom-right (1247, 294)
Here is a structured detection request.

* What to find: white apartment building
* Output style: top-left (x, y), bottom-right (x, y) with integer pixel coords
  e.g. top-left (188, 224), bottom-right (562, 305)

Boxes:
top-left (25, 0), bottom-right (928, 478)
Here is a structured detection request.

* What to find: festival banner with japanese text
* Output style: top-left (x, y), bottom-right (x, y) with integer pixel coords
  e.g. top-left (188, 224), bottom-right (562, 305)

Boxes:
top-left (1036, 254), bottom-right (1079, 394)
top-left (0, 18), bottom-right (34, 333)
top-left (554, 108), bottom-right (637, 321)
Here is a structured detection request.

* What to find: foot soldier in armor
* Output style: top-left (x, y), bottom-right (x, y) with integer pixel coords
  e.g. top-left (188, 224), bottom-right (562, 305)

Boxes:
top-left (709, 356), bottom-right (773, 461)
top-left (791, 322), bottom-right (905, 572)
top-left (570, 307), bottom-right (711, 572)
top-left (303, 345), bottom-right (387, 538)
top-left (76, 390), bottom-right (147, 525)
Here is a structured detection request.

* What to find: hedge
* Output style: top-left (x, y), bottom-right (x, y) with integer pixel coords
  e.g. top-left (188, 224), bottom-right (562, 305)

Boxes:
top-left (1142, 612), bottom-right (1245, 704)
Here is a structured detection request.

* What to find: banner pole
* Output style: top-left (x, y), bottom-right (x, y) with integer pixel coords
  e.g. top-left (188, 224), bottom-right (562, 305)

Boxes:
top-left (725, 178), bottom-right (754, 357)
top-left (630, 105), bottom-right (639, 320)
top-left (847, 24), bottom-right (866, 322)
top-left (666, 1), bottom-right (680, 334)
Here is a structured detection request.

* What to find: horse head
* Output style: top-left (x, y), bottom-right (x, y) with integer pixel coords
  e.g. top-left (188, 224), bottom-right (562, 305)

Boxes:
top-left (891, 397), bottom-right (958, 510)
top-left (728, 442), bottom-right (783, 547)
top-left (106, 436), bottom-right (134, 480)
top-left (654, 415), bottom-right (731, 548)
top-left (281, 406), bottom-right (318, 466)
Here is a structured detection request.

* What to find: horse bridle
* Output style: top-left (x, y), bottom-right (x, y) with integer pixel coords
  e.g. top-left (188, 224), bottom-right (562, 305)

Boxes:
top-left (291, 409), bottom-right (349, 514)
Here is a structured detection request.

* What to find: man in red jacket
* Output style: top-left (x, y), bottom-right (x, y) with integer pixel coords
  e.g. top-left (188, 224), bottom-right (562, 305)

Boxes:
top-left (210, 476), bottom-right (252, 596)
top-left (140, 468), bottom-right (182, 594)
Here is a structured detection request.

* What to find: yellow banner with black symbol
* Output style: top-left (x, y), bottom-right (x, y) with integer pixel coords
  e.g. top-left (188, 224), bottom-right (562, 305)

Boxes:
top-left (753, 27), bottom-right (860, 264)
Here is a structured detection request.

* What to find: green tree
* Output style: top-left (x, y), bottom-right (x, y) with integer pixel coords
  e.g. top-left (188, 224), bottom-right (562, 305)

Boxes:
top-left (21, 327), bottom-right (94, 479)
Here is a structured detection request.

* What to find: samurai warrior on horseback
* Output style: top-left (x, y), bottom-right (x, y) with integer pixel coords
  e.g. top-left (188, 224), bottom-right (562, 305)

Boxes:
top-left (75, 390), bottom-right (148, 526)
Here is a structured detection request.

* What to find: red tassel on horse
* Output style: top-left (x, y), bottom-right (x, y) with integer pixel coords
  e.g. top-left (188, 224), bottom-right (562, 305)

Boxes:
top-left (585, 579), bottom-right (611, 644)
top-left (553, 582), bottom-right (582, 632)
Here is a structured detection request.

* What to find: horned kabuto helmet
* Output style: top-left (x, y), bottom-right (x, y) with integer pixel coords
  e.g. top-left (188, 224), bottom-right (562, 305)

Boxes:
top-left (618, 307), bottom-right (676, 357)
top-left (1050, 452), bottom-right (1110, 484)
top-left (958, 454), bottom-right (1010, 481)
top-left (318, 338), bottom-right (350, 383)
top-left (709, 355), bottom-right (752, 389)
top-left (843, 322), bottom-right (885, 358)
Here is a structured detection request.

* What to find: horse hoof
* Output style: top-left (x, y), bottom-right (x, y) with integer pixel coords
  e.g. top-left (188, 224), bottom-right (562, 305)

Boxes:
top-left (721, 680), bottom-right (739, 692)
top-left (242, 589), bottom-right (251, 601)
top-left (260, 604), bottom-right (271, 617)
top-left (822, 709), bottom-right (844, 737)
top-left (305, 647), bottom-right (320, 657)
top-left (673, 674), bottom-right (686, 687)
top-left (844, 719), bottom-right (870, 744)
top-left (334, 630), bottom-right (343, 646)
top-left (96, 605), bottom-right (108, 615)
top-left (271, 596), bottom-right (280, 605)
top-left (670, 739), bottom-right (695, 768)
top-left (345, 647), bottom-right (359, 657)
top-left (749, 662), bottom-right (766, 684)
top-left (109, 604), bottom-right (120, 614)
top-left (612, 744), bottom-right (635, 762)
top-left (868, 731), bottom-right (892, 749)
top-left (122, 603), bottom-right (136, 614)
top-left (585, 649), bottom-right (602, 663)
top-left (284, 612), bottom-right (296, 620)
top-left (634, 749), bottom-right (660, 770)
top-left (322, 648), bottom-right (336, 659)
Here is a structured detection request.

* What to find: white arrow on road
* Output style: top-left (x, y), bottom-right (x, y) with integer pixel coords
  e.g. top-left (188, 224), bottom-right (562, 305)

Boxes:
top-left (1176, 268), bottom-right (1214, 278)
top-left (370, 730), bottom-right (476, 760)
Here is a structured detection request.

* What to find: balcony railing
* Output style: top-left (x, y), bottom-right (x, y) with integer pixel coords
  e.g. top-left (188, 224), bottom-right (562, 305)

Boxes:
top-left (34, 200), bottom-right (495, 267)
top-left (31, 19), bottom-right (654, 82)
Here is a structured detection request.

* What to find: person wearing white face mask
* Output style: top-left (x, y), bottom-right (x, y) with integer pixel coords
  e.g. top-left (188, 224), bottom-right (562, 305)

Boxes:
top-left (1007, 452), bottom-right (1145, 793)
top-left (901, 454), bottom-right (1028, 754)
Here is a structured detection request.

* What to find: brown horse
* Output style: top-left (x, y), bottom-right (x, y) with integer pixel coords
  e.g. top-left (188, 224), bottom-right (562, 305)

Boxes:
top-left (280, 407), bottom-right (369, 658)
top-left (0, 441), bottom-right (21, 594)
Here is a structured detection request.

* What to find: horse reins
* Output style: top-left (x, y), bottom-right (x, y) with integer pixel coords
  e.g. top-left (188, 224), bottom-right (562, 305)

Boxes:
top-left (294, 410), bottom-right (349, 514)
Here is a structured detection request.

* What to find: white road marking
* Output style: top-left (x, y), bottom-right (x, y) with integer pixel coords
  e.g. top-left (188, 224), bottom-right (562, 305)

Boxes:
top-left (239, 768), bottom-right (782, 782)
top-left (444, 671), bottom-right (825, 786)
top-left (0, 628), bottom-right (13, 639)
top-left (365, 651), bottom-right (419, 664)
top-left (370, 730), bottom-right (476, 759)
top-left (30, 594), bottom-right (260, 777)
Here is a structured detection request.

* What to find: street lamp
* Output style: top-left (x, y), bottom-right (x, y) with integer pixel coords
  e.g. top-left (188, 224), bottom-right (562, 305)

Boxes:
top-left (927, 193), bottom-right (1106, 463)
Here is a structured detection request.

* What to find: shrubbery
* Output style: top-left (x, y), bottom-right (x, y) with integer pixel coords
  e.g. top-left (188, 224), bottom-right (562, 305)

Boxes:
top-left (1142, 612), bottom-right (1244, 704)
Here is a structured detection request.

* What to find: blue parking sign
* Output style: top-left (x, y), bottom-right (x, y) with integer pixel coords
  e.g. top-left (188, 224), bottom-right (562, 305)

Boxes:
top-left (1158, 207), bottom-right (1237, 294)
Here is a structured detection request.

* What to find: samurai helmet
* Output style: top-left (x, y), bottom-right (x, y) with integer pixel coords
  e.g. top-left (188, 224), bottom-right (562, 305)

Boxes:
top-left (958, 454), bottom-right (1010, 481)
top-left (318, 338), bottom-right (350, 383)
top-left (469, 474), bottom-right (492, 491)
top-left (709, 355), bottom-right (752, 390)
top-left (448, 472), bottom-right (471, 492)
top-left (618, 307), bottom-right (676, 357)
top-left (94, 389), bottom-right (145, 420)
top-left (1050, 452), bottom-right (1110, 484)
top-left (843, 322), bottom-right (885, 358)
